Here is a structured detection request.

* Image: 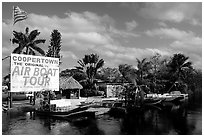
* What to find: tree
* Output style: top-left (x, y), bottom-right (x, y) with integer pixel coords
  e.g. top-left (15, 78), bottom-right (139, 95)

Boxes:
top-left (12, 27), bottom-right (46, 55)
top-left (60, 68), bottom-right (86, 82)
top-left (46, 30), bottom-right (62, 63)
top-left (148, 53), bottom-right (169, 93)
top-left (98, 67), bottom-right (121, 83)
top-left (118, 64), bottom-right (137, 85)
top-left (167, 53), bottom-right (193, 83)
top-left (76, 53), bottom-right (104, 90)
top-left (136, 58), bottom-right (151, 85)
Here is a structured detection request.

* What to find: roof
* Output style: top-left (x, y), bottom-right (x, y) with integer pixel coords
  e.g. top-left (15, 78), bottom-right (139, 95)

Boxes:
top-left (59, 76), bottom-right (83, 90)
top-left (170, 91), bottom-right (181, 95)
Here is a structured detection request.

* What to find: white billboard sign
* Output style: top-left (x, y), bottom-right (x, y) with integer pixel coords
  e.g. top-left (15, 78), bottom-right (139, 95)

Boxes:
top-left (11, 54), bottom-right (59, 92)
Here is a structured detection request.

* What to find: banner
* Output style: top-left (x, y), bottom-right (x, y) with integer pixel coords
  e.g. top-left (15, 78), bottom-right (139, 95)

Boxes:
top-left (10, 54), bottom-right (59, 92)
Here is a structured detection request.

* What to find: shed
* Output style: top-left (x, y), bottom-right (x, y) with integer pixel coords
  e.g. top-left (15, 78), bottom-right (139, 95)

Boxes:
top-left (59, 76), bottom-right (83, 99)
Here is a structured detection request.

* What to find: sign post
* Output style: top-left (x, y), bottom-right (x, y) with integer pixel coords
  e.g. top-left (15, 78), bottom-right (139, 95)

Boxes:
top-left (10, 53), bottom-right (59, 94)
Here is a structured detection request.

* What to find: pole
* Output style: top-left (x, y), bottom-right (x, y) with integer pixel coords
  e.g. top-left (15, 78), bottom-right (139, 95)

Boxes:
top-left (9, 6), bottom-right (15, 109)
top-left (9, 56), bottom-right (12, 108)
top-left (33, 92), bottom-right (36, 105)
top-left (48, 91), bottom-right (51, 112)
top-left (9, 92), bottom-right (12, 108)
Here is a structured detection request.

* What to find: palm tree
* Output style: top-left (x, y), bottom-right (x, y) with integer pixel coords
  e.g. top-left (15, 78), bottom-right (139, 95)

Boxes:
top-left (11, 27), bottom-right (46, 55)
top-left (118, 64), bottom-right (138, 106)
top-left (168, 53), bottom-right (193, 82)
top-left (136, 58), bottom-right (151, 85)
top-left (76, 53), bottom-right (104, 89)
top-left (166, 53), bottom-right (193, 93)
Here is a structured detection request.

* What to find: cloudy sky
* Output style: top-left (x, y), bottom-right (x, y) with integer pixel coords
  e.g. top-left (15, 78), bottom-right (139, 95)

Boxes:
top-left (2, 2), bottom-right (202, 77)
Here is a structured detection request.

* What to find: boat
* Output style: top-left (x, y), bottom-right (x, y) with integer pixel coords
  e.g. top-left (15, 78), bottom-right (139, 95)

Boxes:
top-left (159, 93), bottom-right (187, 109)
top-left (35, 103), bottom-right (95, 121)
top-left (35, 94), bottom-right (96, 118)
top-left (144, 98), bottom-right (163, 106)
top-left (36, 104), bottom-right (89, 116)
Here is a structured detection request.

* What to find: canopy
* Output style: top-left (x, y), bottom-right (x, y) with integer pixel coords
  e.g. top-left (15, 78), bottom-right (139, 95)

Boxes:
top-left (170, 91), bottom-right (181, 95)
top-left (59, 76), bottom-right (83, 90)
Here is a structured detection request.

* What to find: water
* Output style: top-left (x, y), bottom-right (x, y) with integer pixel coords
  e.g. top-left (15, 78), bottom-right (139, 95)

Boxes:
top-left (2, 103), bottom-right (202, 135)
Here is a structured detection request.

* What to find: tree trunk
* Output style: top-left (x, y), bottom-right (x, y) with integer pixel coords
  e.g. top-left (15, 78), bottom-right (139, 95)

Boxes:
top-left (26, 46), bottom-right (29, 54)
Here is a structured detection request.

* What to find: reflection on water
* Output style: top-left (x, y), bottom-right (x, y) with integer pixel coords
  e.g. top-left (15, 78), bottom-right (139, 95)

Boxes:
top-left (2, 104), bottom-right (202, 135)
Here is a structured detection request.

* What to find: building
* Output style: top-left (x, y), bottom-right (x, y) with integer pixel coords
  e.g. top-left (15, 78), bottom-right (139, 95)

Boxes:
top-left (59, 76), bottom-right (83, 99)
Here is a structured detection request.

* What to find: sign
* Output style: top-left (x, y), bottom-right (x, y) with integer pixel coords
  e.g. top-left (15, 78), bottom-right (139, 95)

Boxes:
top-left (10, 54), bottom-right (59, 92)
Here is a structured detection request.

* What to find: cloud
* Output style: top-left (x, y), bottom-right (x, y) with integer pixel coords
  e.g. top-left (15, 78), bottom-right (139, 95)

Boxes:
top-left (145, 27), bottom-right (201, 69)
top-left (124, 3), bottom-right (201, 25)
top-left (3, 12), bottom-right (114, 49)
top-left (2, 10), bottom-right (141, 72)
top-left (158, 22), bottom-right (168, 27)
top-left (125, 20), bottom-right (138, 31)
top-left (94, 42), bottom-right (172, 63)
top-left (61, 51), bottom-right (78, 60)
top-left (146, 27), bottom-right (196, 40)
top-left (108, 26), bottom-right (139, 38)
top-left (2, 7), bottom-right (201, 71)
top-left (145, 27), bottom-right (202, 54)
top-left (144, 3), bottom-right (201, 24)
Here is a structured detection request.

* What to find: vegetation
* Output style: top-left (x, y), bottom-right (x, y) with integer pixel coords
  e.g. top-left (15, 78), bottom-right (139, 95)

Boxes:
top-left (167, 53), bottom-right (193, 83)
top-left (75, 53), bottom-right (104, 96)
top-left (3, 27), bottom-right (46, 90)
top-left (135, 58), bottom-right (152, 86)
top-left (57, 52), bottom-right (201, 99)
top-left (97, 67), bottom-right (121, 83)
top-left (118, 64), bottom-right (137, 85)
top-left (46, 29), bottom-right (62, 63)
top-left (12, 27), bottom-right (46, 55)
top-left (60, 68), bottom-right (86, 82)
top-left (4, 27), bottom-right (202, 103)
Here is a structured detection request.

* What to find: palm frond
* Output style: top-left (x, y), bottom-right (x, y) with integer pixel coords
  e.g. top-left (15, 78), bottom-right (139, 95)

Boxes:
top-left (13, 31), bottom-right (24, 43)
top-left (33, 39), bottom-right (46, 45)
top-left (182, 62), bottom-right (192, 69)
top-left (90, 54), bottom-right (99, 64)
top-left (30, 44), bottom-right (45, 56)
top-left (28, 48), bottom-right (36, 55)
top-left (11, 38), bottom-right (19, 44)
top-left (77, 60), bottom-right (85, 67)
top-left (141, 58), bottom-right (147, 64)
top-left (12, 46), bottom-right (24, 54)
top-left (83, 55), bottom-right (90, 65)
top-left (96, 59), bottom-right (104, 69)
top-left (28, 30), bottom-right (40, 41)
top-left (75, 66), bottom-right (84, 71)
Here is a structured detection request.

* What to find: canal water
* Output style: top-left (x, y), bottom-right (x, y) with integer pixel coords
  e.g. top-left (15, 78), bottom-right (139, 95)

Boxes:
top-left (2, 102), bottom-right (202, 135)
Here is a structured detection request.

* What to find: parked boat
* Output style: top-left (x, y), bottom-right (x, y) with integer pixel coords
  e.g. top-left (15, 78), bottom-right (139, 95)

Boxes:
top-left (35, 102), bottom-right (96, 121)
top-left (144, 98), bottom-right (163, 106)
top-left (35, 95), bottom-right (96, 120)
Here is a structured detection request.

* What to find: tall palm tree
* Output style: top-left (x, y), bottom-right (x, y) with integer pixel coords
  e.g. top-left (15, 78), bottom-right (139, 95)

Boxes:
top-left (168, 53), bottom-right (193, 82)
top-left (11, 27), bottom-right (46, 55)
top-left (76, 53), bottom-right (104, 88)
top-left (136, 58), bottom-right (151, 85)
